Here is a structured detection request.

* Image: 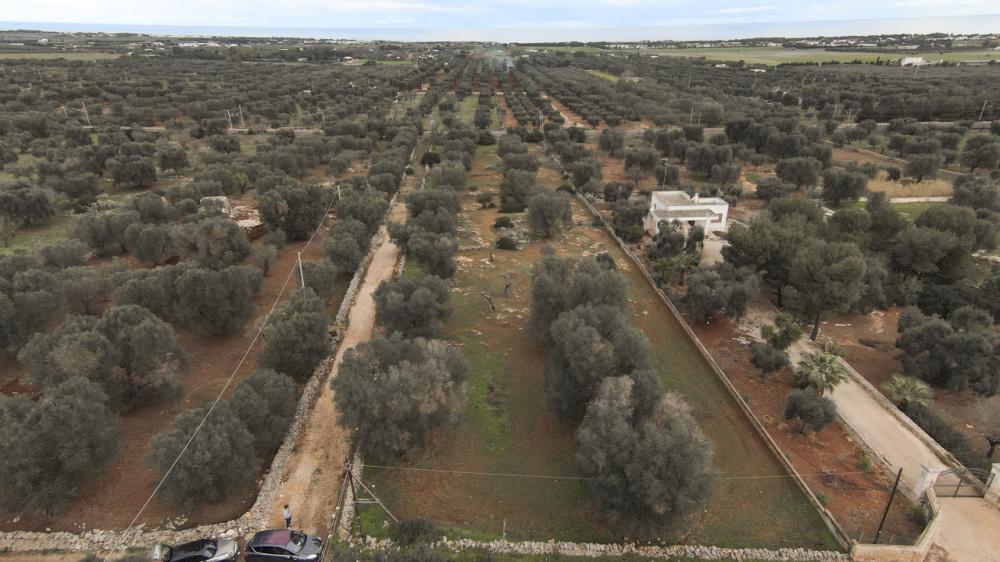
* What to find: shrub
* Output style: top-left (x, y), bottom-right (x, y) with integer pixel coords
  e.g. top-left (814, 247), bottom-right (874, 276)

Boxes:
top-left (905, 404), bottom-right (991, 470)
top-left (393, 519), bottom-right (441, 546)
top-left (784, 388), bottom-right (836, 433)
top-left (493, 216), bottom-right (514, 228)
top-left (751, 342), bottom-right (790, 374)
top-left (495, 236), bottom-right (517, 250)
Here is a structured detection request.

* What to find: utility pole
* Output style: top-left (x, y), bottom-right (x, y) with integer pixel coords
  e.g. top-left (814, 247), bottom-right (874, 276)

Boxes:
top-left (874, 468), bottom-right (903, 544)
top-left (978, 99), bottom-right (989, 122)
top-left (226, 109), bottom-right (234, 130)
top-left (238, 105), bottom-right (246, 129)
top-left (81, 101), bottom-right (92, 126)
top-left (297, 252), bottom-right (305, 289)
top-left (689, 106), bottom-right (695, 124)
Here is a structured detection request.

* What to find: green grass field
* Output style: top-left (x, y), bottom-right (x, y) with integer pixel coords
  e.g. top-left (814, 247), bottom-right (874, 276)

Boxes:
top-left (358, 145), bottom-right (838, 550)
top-left (529, 46), bottom-right (1000, 66)
top-left (586, 69), bottom-right (619, 82)
top-left (456, 94), bottom-right (479, 126)
top-left (0, 51), bottom-right (119, 60)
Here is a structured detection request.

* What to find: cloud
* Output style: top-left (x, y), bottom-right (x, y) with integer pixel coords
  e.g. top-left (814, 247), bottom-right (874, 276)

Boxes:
top-left (712, 5), bottom-right (776, 14)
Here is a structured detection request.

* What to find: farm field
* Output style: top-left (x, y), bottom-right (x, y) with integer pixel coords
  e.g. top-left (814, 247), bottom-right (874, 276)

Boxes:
top-left (0, 221), bottom-right (350, 532)
top-left (357, 145), bottom-right (839, 549)
top-left (0, 51), bottom-right (119, 60)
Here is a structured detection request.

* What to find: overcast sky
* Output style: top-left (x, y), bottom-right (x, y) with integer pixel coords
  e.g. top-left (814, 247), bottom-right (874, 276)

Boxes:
top-left (3, 0), bottom-right (1000, 39)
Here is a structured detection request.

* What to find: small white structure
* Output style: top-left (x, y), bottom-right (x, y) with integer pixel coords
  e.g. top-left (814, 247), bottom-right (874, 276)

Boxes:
top-left (900, 56), bottom-right (930, 67)
top-left (643, 191), bottom-right (729, 236)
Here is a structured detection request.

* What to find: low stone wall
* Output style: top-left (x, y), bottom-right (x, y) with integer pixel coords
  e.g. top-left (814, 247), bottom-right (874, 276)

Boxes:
top-left (0, 204), bottom-right (392, 555)
top-left (354, 537), bottom-right (848, 561)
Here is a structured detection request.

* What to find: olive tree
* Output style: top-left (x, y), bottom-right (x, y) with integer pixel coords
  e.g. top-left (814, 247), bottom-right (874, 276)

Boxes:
top-left (545, 305), bottom-right (650, 420)
top-left (147, 403), bottom-right (258, 506)
top-left (230, 368), bottom-right (298, 457)
top-left (333, 335), bottom-right (468, 460)
top-left (374, 275), bottom-right (451, 338)
top-left (0, 377), bottom-right (119, 513)
top-left (527, 192), bottom-right (572, 238)
top-left (261, 288), bottom-right (329, 381)
top-left (576, 377), bottom-right (714, 532)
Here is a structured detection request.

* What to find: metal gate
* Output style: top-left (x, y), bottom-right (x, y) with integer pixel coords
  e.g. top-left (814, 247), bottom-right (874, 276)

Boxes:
top-left (933, 468), bottom-right (993, 498)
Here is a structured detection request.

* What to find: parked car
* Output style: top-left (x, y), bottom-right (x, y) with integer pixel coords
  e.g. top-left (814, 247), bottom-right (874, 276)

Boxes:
top-left (151, 537), bottom-right (238, 562)
top-left (245, 529), bottom-right (324, 562)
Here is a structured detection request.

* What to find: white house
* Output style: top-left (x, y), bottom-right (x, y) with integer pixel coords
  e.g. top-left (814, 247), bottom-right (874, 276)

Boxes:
top-left (643, 191), bottom-right (729, 236)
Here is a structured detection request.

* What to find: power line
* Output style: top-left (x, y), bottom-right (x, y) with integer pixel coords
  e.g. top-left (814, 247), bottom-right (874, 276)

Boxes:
top-left (362, 463), bottom-right (874, 482)
top-left (117, 188), bottom-right (340, 546)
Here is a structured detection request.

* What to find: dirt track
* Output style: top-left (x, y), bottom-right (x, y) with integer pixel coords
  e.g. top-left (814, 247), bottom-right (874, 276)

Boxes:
top-left (262, 168), bottom-right (414, 536)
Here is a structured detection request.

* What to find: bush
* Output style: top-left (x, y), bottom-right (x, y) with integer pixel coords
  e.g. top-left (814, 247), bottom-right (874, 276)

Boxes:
top-left (905, 404), bottom-right (991, 470)
top-left (393, 518), bottom-right (441, 546)
top-left (495, 235), bottom-right (517, 250)
top-left (784, 388), bottom-right (836, 433)
top-left (751, 342), bottom-right (790, 374)
top-left (493, 216), bottom-right (514, 228)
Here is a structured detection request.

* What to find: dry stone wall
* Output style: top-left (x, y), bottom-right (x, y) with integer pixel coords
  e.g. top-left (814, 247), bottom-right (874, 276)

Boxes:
top-left (355, 537), bottom-right (848, 562)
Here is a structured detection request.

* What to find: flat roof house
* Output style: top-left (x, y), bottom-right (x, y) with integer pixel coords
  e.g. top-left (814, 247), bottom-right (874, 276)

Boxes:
top-left (642, 191), bottom-right (729, 236)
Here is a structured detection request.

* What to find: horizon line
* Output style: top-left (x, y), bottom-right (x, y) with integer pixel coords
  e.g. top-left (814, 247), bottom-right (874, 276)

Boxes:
top-left (2, 14), bottom-right (1000, 43)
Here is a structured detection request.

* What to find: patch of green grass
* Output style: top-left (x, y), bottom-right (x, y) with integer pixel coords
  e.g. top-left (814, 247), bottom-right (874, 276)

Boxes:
top-left (644, 47), bottom-right (886, 65)
top-left (456, 94), bottom-right (479, 127)
top-left (891, 200), bottom-right (944, 220)
top-left (586, 69), bottom-right (619, 82)
top-left (0, 214), bottom-right (72, 255)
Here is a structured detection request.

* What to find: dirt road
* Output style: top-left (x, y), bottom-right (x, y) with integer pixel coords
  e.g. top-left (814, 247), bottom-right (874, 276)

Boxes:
top-left (261, 171), bottom-right (414, 536)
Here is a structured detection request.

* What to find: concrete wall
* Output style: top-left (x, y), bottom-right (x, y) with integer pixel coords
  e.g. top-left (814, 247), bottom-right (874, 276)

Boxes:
top-left (851, 488), bottom-right (942, 562)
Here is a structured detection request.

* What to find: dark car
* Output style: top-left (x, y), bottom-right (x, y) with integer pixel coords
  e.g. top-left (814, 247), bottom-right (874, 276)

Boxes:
top-left (245, 529), bottom-right (324, 562)
top-left (152, 537), bottom-right (238, 562)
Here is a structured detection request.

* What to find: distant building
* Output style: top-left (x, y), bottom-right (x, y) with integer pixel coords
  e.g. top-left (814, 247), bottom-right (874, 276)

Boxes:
top-left (643, 191), bottom-right (729, 236)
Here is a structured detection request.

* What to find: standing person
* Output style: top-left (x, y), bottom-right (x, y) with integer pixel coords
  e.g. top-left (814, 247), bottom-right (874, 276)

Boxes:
top-left (283, 504), bottom-right (292, 528)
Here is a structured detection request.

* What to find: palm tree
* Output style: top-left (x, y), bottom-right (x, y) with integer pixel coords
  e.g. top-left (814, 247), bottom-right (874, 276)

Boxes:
top-left (882, 374), bottom-right (932, 412)
top-left (794, 351), bottom-right (848, 395)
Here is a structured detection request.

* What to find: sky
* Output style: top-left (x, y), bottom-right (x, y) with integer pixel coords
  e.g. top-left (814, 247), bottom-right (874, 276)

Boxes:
top-left (2, 0), bottom-right (1000, 40)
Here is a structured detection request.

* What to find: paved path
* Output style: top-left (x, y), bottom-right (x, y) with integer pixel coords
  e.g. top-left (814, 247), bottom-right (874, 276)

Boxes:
top-left (784, 338), bottom-right (948, 495)
top-left (742, 303), bottom-right (1000, 561)
top-left (931, 498), bottom-right (1000, 562)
